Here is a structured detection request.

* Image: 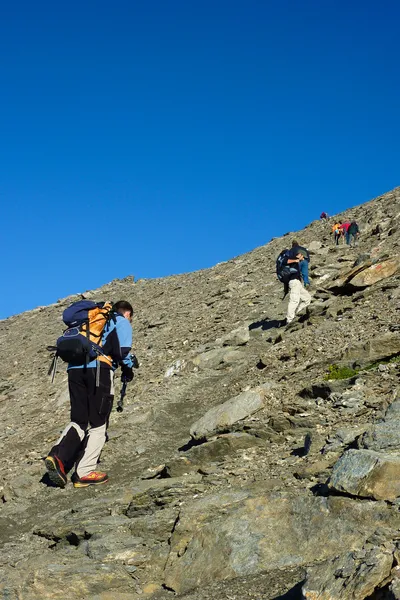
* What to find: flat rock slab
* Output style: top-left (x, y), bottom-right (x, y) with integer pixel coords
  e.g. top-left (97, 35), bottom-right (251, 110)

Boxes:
top-left (216, 326), bottom-right (250, 347)
top-left (124, 474), bottom-right (203, 517)
top-left (329, 449), bottom-right (400, 501)
top-left (330, 257), bottom-right (398, 290)
top-left (350, 258), bottom-right (398, 287)
top-left (362, 398), bottom-right (400, 451)
top-left (188, 432), bottom-right (264, 461)
top-left (24, 560), bottom-right (135, 599)
top-left (391, 575), bottom-right (400, 599)
top-left (330, 261), bottom-right (373, 288)
top-left (190, 388), bottom-right (266, 440)
top-left (342, 332), bottom-right (400, 367)
top-left (163, 488), bottom-right (398, 594)
top-left (192, 347), bottom-right (246, 369)
top-left (302, 545), bottom-right (394, 600)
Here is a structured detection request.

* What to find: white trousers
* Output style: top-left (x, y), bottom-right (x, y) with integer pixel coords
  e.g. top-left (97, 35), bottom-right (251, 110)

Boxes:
top-left (286, 279), bottom-right (311, 323)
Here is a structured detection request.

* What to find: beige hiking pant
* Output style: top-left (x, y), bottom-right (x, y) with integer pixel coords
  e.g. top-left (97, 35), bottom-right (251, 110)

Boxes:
top-left (286, 279), bottom-right (311, 323)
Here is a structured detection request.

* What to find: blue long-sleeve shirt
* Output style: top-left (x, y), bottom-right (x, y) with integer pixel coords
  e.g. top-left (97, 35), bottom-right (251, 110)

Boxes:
top-left (68, 314), bottom-right (133, 370)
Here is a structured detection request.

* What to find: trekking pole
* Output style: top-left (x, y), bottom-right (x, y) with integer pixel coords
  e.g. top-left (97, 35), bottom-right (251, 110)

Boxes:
top-left (117, 380), bottom-right (128, 413)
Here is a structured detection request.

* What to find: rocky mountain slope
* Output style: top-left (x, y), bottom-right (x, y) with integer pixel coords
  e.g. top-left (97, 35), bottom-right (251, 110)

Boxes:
top-left (1, 187), bottom-right (400, 600)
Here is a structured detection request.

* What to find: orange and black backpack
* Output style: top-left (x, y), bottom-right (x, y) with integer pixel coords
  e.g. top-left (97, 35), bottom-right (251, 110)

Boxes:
top-left (49, 300), bottom-right (116, 383)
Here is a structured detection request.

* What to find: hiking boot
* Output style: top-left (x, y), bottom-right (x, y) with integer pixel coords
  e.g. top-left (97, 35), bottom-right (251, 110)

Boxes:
top-left (45, 454), bottom-right (67, 488)
top-left (72, 471), bottom-right (109, 488)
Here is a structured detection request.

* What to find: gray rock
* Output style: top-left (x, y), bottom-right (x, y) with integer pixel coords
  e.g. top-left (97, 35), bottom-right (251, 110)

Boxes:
top-left (391, 574), bottom-right (400, 599)
top-left (155, 456), bottom-right (200, 478)
top-left (188, 432), bottom-right (264, 461)
top-left (192, 347), bottom-right (246, 369)
top-left (330, 390), bottom-right (365, 411)
top-left (216, 326), bottom-right (250, 347)
top-left (125, 474), bottom-right (204, 517)
top-left (164, 488), bottom-right (398, 594)
top-left (308, 241), bottom-right (322, 251)
top-left (353, 253), bottom-right (371, 266)
top-left (323, 426), bottom-right (367, 453)
top-left (269, 414), bottom-right (292, 432)
top-left (342, 332), bottom-right (400, 367)
top-left (350, 257), bottom-right (399, 287)
top-left (362, 421), bottom-right (400, 453)
top-left (189, 388), bottom-right (266, 439)
top-left (164, 358), bottom-right (187, 378)
top-left (29, 560), bottom-right (136, 599)
top-left (302, 545), bottom-right (394, 599)
top-left (329, 449), bottom-right (400, 500)
top-left (361, 397), bottom-right (400, 452)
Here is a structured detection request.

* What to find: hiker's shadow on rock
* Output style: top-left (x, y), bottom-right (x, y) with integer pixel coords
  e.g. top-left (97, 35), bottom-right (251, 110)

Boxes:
top-left (273, 580), bottom-right (304, 599)
top-left (310, 482), bottom-right (330, 497)
top-left (249, 318), bottom-right (284, 331)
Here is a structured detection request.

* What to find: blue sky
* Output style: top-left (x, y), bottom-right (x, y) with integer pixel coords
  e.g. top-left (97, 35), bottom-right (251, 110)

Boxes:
top-left (1, 0), bottom-right (399, 319)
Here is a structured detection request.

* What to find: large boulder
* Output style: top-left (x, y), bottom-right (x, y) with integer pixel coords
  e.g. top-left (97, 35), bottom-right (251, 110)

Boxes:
top-left (361, 398), bottom-right (400, 452)
top-left (189, 386), bottom-right (268, 440)
top-left (329, 449), bottom-right (400, 501)
top-left (330, 261), bottom-right (373, 288)
top-left (350, 258), bottom-right (398, 287)
top-left (342, 332), bottom-right (400, 367)
top-left (329, 257), bottom-right (398, 290)
top-left (302, 545), bottom-right (394, 599)
top-left (163, 488), bottom-right (398, 594)
top-left (30, 561), bottom-right (136, 599)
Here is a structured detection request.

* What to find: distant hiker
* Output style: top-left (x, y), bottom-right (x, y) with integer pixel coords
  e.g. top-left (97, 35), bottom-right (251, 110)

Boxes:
top-left (320, 211), bottom-right (329, 220)
top-left (276, 249), bottom-right (312, 325)
top-left (331, 221), bottom-right (343, 246)
top-left (348, 221), bottom-right (359, 247)
top-left (45, 300), bottom-right (136, 489)
top-left (342, 221), bottom-right (351, 245)
top-left (291, 239), bottom-right (310, 287)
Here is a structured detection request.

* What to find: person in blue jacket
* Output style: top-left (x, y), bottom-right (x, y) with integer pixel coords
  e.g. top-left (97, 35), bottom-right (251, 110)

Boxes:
top-left (291, 240), bottom-right (310, 287)
top-left (45, 300), bottom-right (136, 488)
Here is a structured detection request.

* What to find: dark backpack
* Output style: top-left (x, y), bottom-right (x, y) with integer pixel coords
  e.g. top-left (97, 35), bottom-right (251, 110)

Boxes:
top-left (55, 300), bottom-right (115, 366)
top-left (348, 222), bottom-right (359, 235)
top-left (48, 300), bottom-right (118, 385)
top-left (276, 249), bottom-right (298, 284)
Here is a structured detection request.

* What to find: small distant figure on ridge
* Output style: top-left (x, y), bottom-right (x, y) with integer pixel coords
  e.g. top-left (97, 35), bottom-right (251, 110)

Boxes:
top-left (291, 239), bottom-right (310, 287)
top-left (320, 211), bottom-right (329, 221)
top-left (45, 300), bottom-right (137, 489)
top-left (276, 248), bottom-right (312, 325)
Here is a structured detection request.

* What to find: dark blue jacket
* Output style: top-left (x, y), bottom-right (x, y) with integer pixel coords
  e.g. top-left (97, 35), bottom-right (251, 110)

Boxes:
top-left (283, 249), bottom-right (302, 282)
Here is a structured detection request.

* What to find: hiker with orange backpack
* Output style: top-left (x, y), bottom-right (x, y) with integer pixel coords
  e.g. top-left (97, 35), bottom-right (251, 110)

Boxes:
top-left (331, 221), bottom-right (343, 245)
top-left (45, 300), bottom-right (137, 489)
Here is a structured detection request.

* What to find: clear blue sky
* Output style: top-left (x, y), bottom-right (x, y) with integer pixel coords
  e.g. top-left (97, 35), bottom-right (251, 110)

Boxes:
top-left (1, 0), bottom-right (399, 319)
